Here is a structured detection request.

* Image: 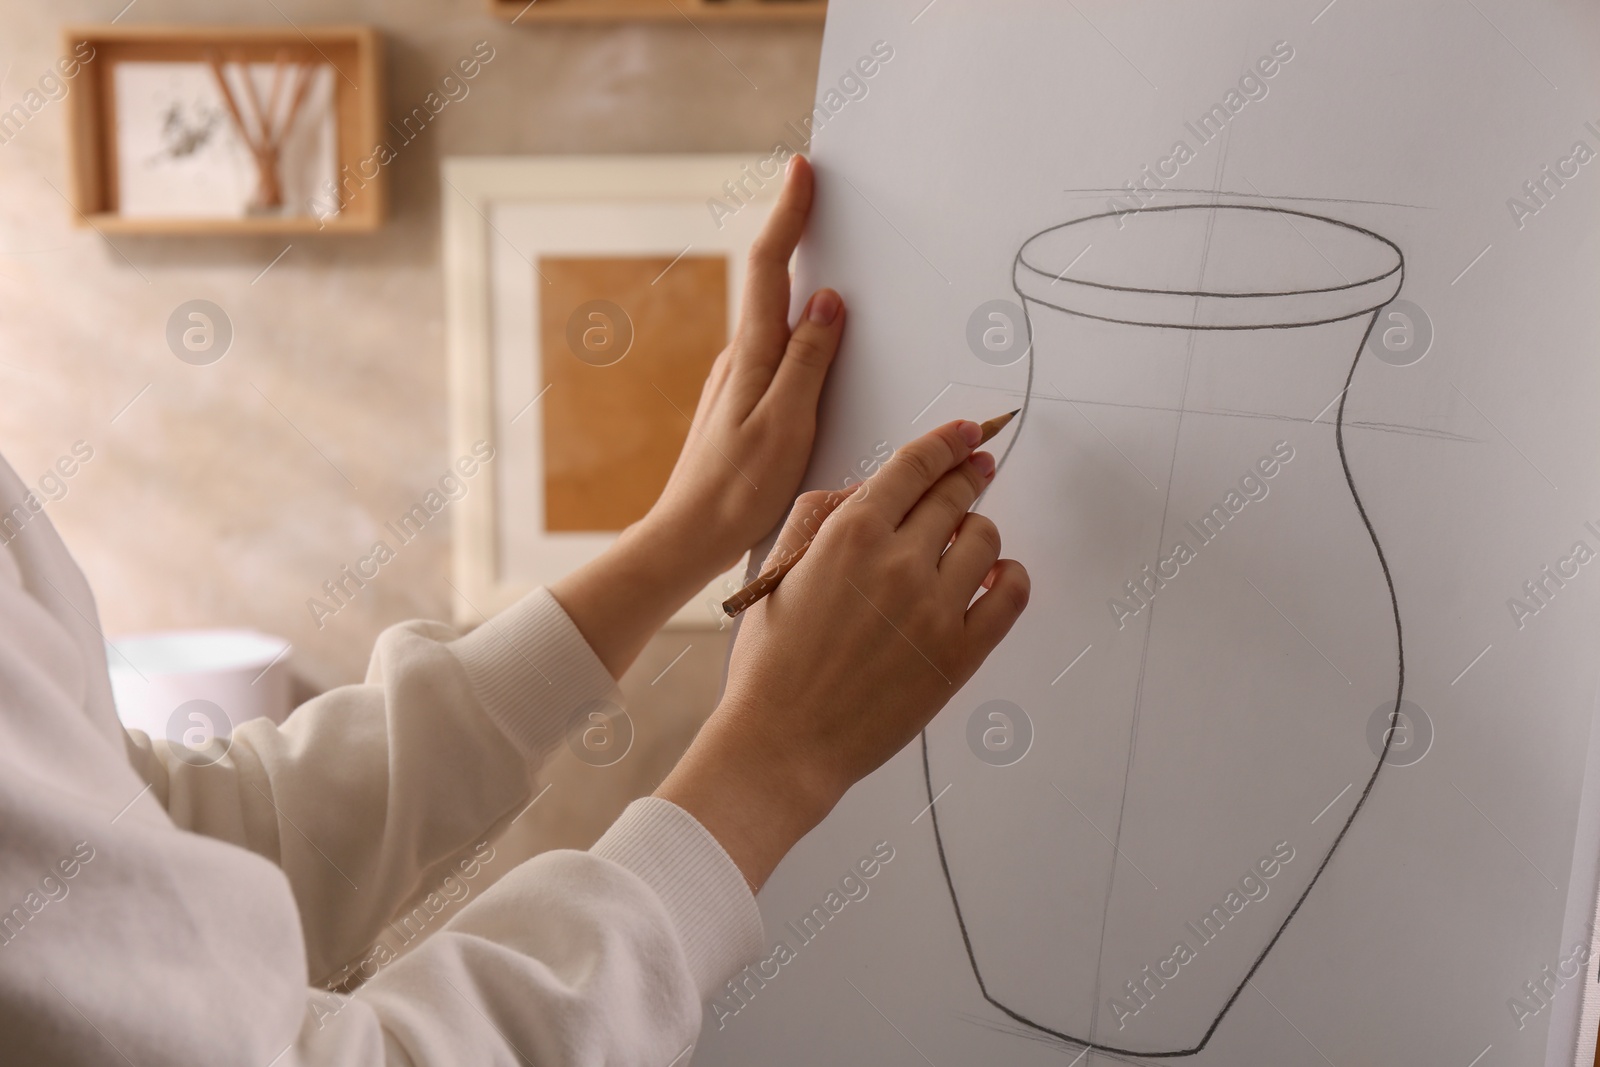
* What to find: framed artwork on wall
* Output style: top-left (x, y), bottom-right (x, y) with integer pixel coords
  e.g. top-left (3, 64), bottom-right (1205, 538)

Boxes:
top-left (62, 24), bottom-right (385, 234)
top-left (442, 155), bottom-right (781, 629)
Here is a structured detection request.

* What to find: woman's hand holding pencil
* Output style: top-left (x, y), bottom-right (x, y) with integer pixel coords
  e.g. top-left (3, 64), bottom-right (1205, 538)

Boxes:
top-left (721, 407), bottom-right (1019, 617)
top-left (657, 418), bottom-right (1031, 891)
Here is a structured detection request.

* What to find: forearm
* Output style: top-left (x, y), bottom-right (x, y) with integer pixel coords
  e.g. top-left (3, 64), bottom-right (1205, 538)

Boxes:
top-left (354, 827), bottom-right (760, 1065)
top-left (654, 709), bottom-right (837, 892)
top-left (130, 591), bottom-right (620, 981)
top-left (548, 513), bottom-right (727, 680)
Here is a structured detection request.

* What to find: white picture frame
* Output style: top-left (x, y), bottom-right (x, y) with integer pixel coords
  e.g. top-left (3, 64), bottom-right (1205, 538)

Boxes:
top-left (441, 155), bottom-right (779, 630)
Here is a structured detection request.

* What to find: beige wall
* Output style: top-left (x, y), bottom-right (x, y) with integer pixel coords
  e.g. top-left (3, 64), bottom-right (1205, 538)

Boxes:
top-left (0, 0), bottom-right (817, 678)
top-left (1, 1), bottom-right (819, 851)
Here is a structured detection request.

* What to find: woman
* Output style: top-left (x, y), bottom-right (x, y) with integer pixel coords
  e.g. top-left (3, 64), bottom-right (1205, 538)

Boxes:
top-left (0, 156), bottom-right (1029, 1065)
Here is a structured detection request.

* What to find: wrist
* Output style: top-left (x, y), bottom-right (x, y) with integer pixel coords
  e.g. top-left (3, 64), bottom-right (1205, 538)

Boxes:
top-left (635, 499), bottom-right (744, 590)
top-left (655, 705), bottom-right (841, 891)
top-left (605, 512), bottom-right (719, 610)
top-left (549, 513), bottom-right (722, 680)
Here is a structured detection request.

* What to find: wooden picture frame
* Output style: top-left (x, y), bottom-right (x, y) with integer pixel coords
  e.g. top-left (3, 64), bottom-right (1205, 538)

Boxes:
top-left (62, 24), bottom-right (385, 235)
top-left (442, 155), bottom-right (781, 630)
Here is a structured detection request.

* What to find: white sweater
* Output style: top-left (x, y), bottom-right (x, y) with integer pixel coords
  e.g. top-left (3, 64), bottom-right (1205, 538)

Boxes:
top-left (0, 452), bottom-right (764, 1065)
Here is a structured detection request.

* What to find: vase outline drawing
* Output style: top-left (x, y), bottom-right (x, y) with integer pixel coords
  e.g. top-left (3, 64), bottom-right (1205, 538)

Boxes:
top-left (922, 202), bottom-right (1407, 1058)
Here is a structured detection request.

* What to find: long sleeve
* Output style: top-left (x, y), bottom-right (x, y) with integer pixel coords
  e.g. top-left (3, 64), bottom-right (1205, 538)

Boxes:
top-left (0, 452), bottom-right (765, 1066)
top-left (123, 586), bottom-right (619, 983)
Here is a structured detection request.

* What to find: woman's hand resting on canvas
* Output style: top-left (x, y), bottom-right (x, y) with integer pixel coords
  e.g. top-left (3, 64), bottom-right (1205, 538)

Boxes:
top-left (550, 154), bottom-right (847, 678)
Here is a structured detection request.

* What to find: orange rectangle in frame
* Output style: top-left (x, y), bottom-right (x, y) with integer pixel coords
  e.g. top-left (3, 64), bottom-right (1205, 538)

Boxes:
top-left (537, 254), bottom-right (728, 532)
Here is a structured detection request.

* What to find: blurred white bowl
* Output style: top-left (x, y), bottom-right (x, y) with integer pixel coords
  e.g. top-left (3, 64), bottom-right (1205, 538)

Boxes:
top-left (108, 629), bottom-right (292, 743)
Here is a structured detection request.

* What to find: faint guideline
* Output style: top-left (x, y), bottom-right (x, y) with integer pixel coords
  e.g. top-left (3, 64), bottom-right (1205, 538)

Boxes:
top-left (923, 201), bottom-right (1407, 1056)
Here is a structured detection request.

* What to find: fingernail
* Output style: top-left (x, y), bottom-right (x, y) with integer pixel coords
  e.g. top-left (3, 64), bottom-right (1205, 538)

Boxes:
top-left (807, 289), bottom-right (841, 325)
top-left (957, 421), bottom-right (983, 447)
top-left (970, 451), bottom-right (996, 479)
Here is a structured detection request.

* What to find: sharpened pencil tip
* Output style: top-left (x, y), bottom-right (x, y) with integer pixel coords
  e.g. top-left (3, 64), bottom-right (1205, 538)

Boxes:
top-left (976, 408), bottom-right (1020, 446)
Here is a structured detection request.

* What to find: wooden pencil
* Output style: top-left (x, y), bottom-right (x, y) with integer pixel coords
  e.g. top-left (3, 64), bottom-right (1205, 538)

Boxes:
top-left (721, 408), bottom-right (1021, 618)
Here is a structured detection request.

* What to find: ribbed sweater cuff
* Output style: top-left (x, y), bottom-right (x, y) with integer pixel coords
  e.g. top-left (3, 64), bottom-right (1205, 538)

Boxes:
top-left (592, 797), bottom-right (766, 999)
top-left (447, 587), bottom-right (620, 762)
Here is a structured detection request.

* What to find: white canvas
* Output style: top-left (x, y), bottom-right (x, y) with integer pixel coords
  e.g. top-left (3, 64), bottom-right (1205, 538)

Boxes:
top-left (114, 61), bottom-right (336, 219)
top-left (695, 3), bottom-right (1600, 1065)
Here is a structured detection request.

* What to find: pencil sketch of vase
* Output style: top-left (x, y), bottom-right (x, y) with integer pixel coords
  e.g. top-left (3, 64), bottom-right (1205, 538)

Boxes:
top-left (922, 203), bottom-right (1405, 1056)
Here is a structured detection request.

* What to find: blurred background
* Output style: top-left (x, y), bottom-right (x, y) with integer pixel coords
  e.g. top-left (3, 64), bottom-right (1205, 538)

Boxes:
top-left (1, 0), bottom-right (821, 858)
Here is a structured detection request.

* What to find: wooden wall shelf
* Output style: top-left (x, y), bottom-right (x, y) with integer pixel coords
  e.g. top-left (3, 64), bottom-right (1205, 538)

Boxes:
top-left (491, 0), bottom-right (825, 23)
top-left (62, 24), bottom-right (385, 235)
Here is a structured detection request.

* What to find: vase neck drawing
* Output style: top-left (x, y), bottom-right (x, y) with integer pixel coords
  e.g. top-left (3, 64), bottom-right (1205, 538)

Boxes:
top-left (1012, 204), bottom-right (1403, 423)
